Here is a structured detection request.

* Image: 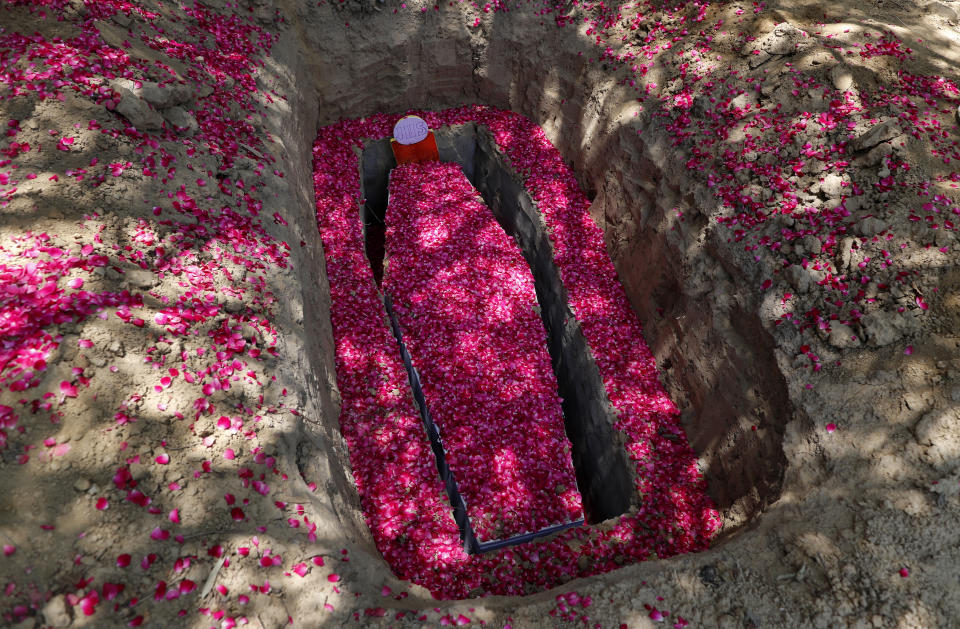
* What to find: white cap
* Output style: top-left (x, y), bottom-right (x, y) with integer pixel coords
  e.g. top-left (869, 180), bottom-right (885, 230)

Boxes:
top-left (393, 115), bottom-right (429, 145)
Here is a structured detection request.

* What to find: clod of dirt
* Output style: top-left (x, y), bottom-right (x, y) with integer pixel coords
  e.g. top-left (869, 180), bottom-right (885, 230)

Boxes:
top-left (41, 596), bottom-right (70, 628)
top-left (830, 65), bottom-right (854, 92)
top-left (759, 22), bottom-right (810, 56)
top-left (110, 79), bottom-right (165, 130)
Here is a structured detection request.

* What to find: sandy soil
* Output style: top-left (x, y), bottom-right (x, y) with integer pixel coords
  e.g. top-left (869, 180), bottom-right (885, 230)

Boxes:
top-left (3, 0), bottom-right (960, 627)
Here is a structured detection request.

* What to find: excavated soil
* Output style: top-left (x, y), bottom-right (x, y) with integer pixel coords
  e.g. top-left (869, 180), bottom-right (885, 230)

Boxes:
top-left (3, 0), bottom-right (960, 627)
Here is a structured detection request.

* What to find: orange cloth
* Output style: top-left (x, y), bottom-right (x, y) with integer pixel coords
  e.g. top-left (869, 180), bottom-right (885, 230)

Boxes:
top-left (391, 132), bottom-right (439, 164)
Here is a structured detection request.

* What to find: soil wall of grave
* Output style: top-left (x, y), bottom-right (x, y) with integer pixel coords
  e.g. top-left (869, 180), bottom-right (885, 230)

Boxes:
top-left (252, 14), bottom-right (383, 558)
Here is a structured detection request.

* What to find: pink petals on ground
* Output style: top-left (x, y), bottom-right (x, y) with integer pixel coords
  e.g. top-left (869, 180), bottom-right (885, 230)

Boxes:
top-left (102, 582), bottom-right (124, 601)
top-left (149, 527), bottom-right (170, 541)
top-left (0, 1), bottom-right (298, 622)
top-left (109, 162), bottom-right (132, 177)
top-left (77, 590), bottom-right (99, 616)
top-left (141, 554), bottom-right (158, 571)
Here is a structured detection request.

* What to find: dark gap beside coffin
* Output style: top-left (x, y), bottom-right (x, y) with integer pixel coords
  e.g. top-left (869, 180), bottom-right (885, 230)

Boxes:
top-left (357, 123), bottom-right (633, 552)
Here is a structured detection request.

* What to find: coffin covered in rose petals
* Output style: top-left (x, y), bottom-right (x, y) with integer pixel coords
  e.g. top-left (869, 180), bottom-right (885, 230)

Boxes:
top-left (382, 161), bottom-right (584, 549)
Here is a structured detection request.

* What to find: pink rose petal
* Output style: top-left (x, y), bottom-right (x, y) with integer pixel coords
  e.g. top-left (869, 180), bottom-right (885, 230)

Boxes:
top-left (150, 527), bottom-right (170, 541)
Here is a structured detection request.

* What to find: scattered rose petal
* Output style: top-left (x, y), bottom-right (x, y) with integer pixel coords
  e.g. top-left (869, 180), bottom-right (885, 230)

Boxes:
top-left (60, 381), bottom-right (77, 398)
top-left (150, 527), bottom-right (170, 541)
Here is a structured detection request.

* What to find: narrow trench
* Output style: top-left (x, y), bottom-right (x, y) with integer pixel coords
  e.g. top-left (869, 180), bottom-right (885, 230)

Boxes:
top-left (357, 123), bottom-right (634, 549)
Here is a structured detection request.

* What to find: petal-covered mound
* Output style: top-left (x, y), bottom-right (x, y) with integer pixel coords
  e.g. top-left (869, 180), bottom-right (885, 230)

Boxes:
top-left (383, 161), bottom-right (583, 543)
top-left (313, 106), bottom-right (720, 599)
